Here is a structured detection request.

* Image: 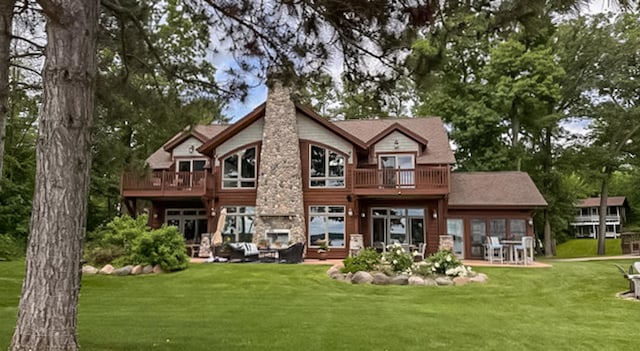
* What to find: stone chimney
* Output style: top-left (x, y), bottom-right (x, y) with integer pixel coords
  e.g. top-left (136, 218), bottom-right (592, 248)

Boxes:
top-left (253, 81), bottom-right (306, 245)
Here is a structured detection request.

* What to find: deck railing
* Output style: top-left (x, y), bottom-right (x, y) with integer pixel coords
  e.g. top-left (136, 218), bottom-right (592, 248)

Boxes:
top-left (352, 166), bottom-right (449, 190)
top-left (572, 215), bottom-right (621, 224)
top-left (121, 170), bottom-right (211, 196)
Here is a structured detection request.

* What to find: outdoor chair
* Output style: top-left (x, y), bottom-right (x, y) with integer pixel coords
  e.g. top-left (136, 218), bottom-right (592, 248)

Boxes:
top-left (615, 262), bottom-right (640, 299)
top-left (485, 236), bottom-right (504, 264)
top-left (413, 243), bottom-right (426, 262)
top-left (514, 237), bottom-right (534, 265)
top-left (278, 242), bottom-right (305, 263)
top-left (373, 241), bottom-right (386, 253)
top-left (228, 242), bottom-right (260, 262)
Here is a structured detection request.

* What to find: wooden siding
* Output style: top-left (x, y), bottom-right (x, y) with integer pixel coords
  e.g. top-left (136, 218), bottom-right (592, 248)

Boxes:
top-left (297, 112), bottom-right (354, 163)
top-left (215, 119), bottom-right (264, 164)
top-left (172, 136), bottom-right (205, 157)
top-left (374, 131), bottom-right (419, 154)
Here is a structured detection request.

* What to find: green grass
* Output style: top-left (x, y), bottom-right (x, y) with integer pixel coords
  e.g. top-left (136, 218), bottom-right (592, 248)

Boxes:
top-left (2, 260), bottom-right (640, 350)
top-left (556, 238), bottom-right (623, 258)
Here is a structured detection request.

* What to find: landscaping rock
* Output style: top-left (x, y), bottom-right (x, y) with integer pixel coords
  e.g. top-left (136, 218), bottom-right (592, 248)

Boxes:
top-left (113, 265), bottom-right (133, 276)
top-left (345, 272), bottom-right (353, 283)
top-left (98, 264), bottom-right (114, 275)
top-left (408, 276), bottom-right (425, 286)
top-left (423, 277), bottom-right (438, 286)
top-left (435, 276), bottom-right (453, 286)
top-left (329, 269), bottom-right (344, 280)
top-left (142, 265), bottom-right (154, 274)
top-left (152, 265), bottom-right (163, 274)
top-left (390, 274), bottom-right (409, 285)
top-left (453, 276), bottom-right (470, 286)
top-left (327, 264), bottom-right (341, 277)
top-left (470, 273), bottom-right (488, 283)
top-left (82, 265), bottom-right (98, 275)
top-left (372, 272), bottom-right (391, 285)
top-left (131, 265), bottom-right (143, 275)
top-left (351, 271), bottom-right (373, 284)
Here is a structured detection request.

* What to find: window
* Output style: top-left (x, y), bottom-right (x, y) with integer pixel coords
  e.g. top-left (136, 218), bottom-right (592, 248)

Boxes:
top-left (310, 145), bottom-right (345, 187)
top-left (379, 154), bottom-right (415, 187)
top-left (177, 159), bottom-right (206, 172)
top-left (222, 147), bottom-right (256, 188)
top-left (222, 206), bottom-right (255, 242)
top-left (510, 219), bottom-right (526, 240)
top-left (371, 208), bottom-right (424, 245)
top-left (165, 209), bottom-right (208, 242)
top-left (309, 206), bottom-right (345, 248)
top-left (489, 219), bottom-right (506, 240)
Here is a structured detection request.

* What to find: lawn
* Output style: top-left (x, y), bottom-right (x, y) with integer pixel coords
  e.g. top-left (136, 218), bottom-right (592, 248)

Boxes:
top-left (1, 260), bottom-right (639, 351)
top-left (555, 238), bottom-right (622, 258)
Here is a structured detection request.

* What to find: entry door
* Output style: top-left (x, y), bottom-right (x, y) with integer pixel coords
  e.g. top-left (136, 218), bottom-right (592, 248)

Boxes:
top-left (447, 219), bottom-right (464, 259)
top-left (371, 210), bottom-right (425, 246)
top-left (379, 155), bottom-right (414, 187)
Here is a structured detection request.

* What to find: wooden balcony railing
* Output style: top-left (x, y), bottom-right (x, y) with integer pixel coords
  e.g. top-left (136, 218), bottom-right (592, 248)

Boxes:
top-left (352, 166), bottom-right (449, 193)
top-left (121, 170), bottom-right (213, 197)
top-left (572, 215), bottom-right (621, 224)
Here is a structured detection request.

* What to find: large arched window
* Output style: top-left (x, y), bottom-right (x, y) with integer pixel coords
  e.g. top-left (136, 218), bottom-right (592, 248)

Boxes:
top-left (309, 145), bottom-right (345, 188)
top-left (222, 147), bottom-right (256, 188)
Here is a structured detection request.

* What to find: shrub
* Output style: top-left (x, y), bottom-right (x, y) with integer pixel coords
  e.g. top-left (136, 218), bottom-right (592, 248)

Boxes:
top-left (129, 225), bottom-right (189, 271)
top-left (341, 248), bottom-right (381, 273)
top-left (0, 234), bottom-right (21, 261)
top-left (84, 215), bottom-right (148, 266)
top-left (382, 243), bottom-right (414, 274)
top-left (423, 249), bottom-right (472, 277)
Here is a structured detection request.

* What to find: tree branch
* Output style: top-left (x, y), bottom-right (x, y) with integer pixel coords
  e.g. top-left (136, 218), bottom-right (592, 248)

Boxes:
top-left (10, 62), bottom-right (41, 76)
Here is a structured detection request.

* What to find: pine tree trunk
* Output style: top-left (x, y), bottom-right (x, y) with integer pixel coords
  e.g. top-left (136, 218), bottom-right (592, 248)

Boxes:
top-left (544, 211), bottom-right (553, 258)
top-left (597, 171), bottom-right (610, 255)
top-left (10, 1), bottom-right (98, 350)
top-left (0, 0), bottom-right (15, 186)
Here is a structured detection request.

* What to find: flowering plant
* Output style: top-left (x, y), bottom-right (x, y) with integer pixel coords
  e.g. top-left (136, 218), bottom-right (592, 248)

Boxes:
top-left (425, 249), bottom-right (471, 277)
top-left (382, 243), bottom-right (414, 275)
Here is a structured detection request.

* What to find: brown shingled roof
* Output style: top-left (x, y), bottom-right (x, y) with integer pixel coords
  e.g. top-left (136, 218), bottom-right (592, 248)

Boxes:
top-left (146, 124), bottom-right (228, 169)
top-left (577, 196), bottom-right (627, 208)
top-left (448, 172), bottom-right (547, 208)
top-left (333, 117), bottom-right (456, 164)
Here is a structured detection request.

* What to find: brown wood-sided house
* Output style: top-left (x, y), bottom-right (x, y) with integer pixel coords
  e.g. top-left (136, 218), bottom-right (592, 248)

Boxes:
top-left (121, 84), bottom-right (547, 260)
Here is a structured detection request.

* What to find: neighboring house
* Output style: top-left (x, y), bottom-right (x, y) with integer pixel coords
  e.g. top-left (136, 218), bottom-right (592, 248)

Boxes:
top-left (571, 196), bottom-right (629, 239)
top-left (120, 84), bottom-right (547, 259)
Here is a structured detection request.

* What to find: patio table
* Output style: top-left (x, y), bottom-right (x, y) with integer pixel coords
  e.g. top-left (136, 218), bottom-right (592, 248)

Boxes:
top-left (500, 240), bottom-right (521, 263)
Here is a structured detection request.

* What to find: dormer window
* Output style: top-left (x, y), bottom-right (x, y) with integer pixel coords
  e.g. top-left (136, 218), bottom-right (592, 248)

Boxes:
top-left (222, 147), bottom-right (256, 188)
top-left (310, 145), bottom-right (345, 188)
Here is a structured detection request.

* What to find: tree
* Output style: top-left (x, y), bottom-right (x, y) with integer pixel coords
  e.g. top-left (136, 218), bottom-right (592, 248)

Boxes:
top-left (10, 1), bottom-right (99, 350)
top-left (0, 0), bottom-right (16, 188)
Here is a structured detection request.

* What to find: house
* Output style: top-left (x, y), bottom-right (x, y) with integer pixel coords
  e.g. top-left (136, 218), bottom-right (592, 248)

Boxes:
top-left (571, 196), bottom-right (629, 239)
top-left (120, 83), bottom-right (547, 259)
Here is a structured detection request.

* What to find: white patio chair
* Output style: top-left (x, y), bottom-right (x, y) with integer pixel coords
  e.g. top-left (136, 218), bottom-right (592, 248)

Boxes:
top-left (413, 243), bottom-right (426, 262)
top-left (515, 237), bottom-right (534, 265)
top-left (486, 236), bottom-right (504, 264)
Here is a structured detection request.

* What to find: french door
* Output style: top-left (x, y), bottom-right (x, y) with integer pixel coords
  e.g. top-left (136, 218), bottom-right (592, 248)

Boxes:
top-left (379, 155), bottom-right (414, 187)
top-left (371, 208), bottom-right (424, 247)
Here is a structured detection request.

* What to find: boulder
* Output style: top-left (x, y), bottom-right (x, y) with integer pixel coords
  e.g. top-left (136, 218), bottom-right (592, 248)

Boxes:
top-left (372, 272), bottom-right (391, 285)
top-left (345, 272), bottom-right (353, 283)
top-left (435, 276), bottom-right (453, 286)
top-left (152, 265), bottom-right (163, 274)
top-left (423, 277), bottom-right (438, 286)
top-left (453, 276), bottom-right (470, 286)
top-left (113, 265), bottom-right (134, 276)
top-left (142, 265), bottom-right (154, 274)
top-left (82, 265), bottom-right (99, 275)
top-left (408, 276), bottom-right (425, 286)
top-left (351, 271), bottom-right (373, 284)
top-left (98, 264), bottom-right (114, 275)
top-left (470, 273), bottom-right (489, 283)
top-left (131, 265), bottom-right (143, 275)
top-left (327, 265), bottom-right (342, 277)
top-left (329, 270), bottom-right (344, 280)
top-left (390, 275), bottom-right (409, 285)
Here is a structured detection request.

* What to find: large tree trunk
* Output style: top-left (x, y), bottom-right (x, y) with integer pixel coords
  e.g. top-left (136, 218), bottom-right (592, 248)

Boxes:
top-left (0, 0), bottom-right (15, 186)
top-left (597, 170), bottom-right (610, 255)
top-left (544, 210), bottom-right (553, 258)
top-left (10, 1), bottom-right (99, 350)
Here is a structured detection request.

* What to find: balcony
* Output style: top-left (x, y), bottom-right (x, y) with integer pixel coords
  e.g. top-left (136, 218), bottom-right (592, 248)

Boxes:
top-left (571, 215), bottom-right (621, 225)
top-left (352, 166), bottom-right (449, 196)
top-left (121, 171), bottom-right (213, 198)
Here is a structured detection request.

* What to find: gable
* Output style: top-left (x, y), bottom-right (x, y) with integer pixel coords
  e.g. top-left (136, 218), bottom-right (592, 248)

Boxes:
top-left (374, 131), bottom-right (420, 154)
top-left (172, 136), bottom-right (205, 157)
top-left (216, 118), bottom-right (264, 159)
top-left (298, 112), bottom-right (353, 163)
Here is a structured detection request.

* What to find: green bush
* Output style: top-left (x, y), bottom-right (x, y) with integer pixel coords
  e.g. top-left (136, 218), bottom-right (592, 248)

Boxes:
top-left (423, 249), bottom-right (471, 277)
top-left (84, 215), bottom-right (148, 266)
top-left (341, 248), bottom-right (381, 273)
top-left (0, 234), bottom-right (21, 261)
top-left (129, 225), bottom-right (189, 271)
top-left (382, 243), bottom-right (414, 274)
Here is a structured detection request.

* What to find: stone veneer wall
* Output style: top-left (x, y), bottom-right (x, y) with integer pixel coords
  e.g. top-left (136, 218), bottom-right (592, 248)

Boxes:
top-left (253, 82), bottom-right (306, 244)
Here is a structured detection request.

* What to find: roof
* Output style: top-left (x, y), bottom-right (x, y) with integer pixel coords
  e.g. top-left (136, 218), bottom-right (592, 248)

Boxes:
top-left (448, 172), bottom-right (547, 208)
top-left (334, 117), bottom-right (456, 164)
top-left (577, 196), bottom-right (628, 208)
top-left (146, 124), bottom-right (228, 169)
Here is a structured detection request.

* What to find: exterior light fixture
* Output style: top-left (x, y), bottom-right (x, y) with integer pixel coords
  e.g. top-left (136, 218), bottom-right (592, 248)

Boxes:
top-left (361, 212), bottom-right (366, 218)
top-left (393, 139), bottom-right (399, 149)
top-left (528, 218), bottom-right (533, 226)
top-left (348, 208), bottom-right (353, 217)
top-left (432, 210), bottom-right (438, 219)
top-left (189, 145), bottom-right (195, 154)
